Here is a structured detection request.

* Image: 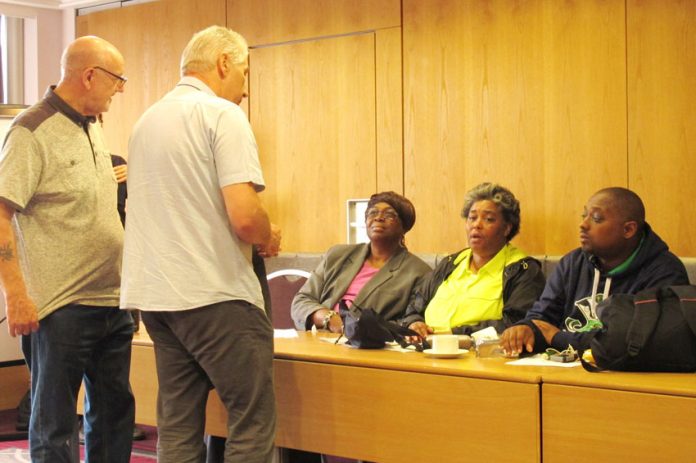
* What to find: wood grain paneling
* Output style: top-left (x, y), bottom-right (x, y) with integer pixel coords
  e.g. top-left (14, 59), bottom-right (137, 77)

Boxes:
top-left (542, 0), bottom-right (627, 253)
top-left (76, 0), bottom-right (226, 157)
top-left (627, 0), bottom-right (696, 256)
top-left (71, 0), bottom-right (696, 256)
top-left (226, 0), bottom-right (400, 46)
top-left (544, 384), bottom-right (696, 463)
top-left (404, 0), bottom-right (627, 255)
top-left (249, 33), bottom-right (377, 252)
top-left (375, 27), bottom-right (404, 194)
top-left (404, 0), bottom-right (546, 254)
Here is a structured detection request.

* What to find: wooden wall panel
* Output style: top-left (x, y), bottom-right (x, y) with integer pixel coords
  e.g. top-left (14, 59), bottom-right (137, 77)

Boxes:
top-left (627, 0), bottom-right (696, 257)
top-left (403, 0), bottom-right (545, 254)
top-left (76, 0), bottom-right (226, 157)
top-left (404, 0), bottom-right (627, 255)
top-left (249, 34), bottom-right (377, 252)
top-left (226, 0), bottom-right (400, 46)
top-left (71, 0), bottom-right (696, 256)
top-left (375, 27), bottom-right (404, 194)
top-left (542, 0), bottom-right (627, 254)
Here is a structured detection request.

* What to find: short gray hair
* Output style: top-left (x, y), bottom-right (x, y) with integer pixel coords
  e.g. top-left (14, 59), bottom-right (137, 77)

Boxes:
top-left (461, 182), bottom-right (521, 241)
top-left (180, 26), bottom-right (248, 76)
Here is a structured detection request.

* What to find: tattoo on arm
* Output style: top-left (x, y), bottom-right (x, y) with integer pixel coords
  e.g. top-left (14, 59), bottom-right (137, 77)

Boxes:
top-left (0, 243), bottom-right (14, 262)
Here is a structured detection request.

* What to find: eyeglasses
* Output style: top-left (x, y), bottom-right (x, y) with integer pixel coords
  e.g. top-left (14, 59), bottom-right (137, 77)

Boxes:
top-left (365, 208), bottom-right (399, 222)
top-left (94, 66), bottom-right (128, 88)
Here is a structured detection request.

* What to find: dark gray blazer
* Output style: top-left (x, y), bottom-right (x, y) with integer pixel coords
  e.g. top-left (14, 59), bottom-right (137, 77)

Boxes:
top-left (291, 243), bottom-right (432, 330)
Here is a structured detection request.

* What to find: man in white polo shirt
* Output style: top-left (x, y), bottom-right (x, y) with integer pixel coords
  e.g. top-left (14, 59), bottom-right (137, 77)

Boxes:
top-left (121, 26), bottom-right (281, 463)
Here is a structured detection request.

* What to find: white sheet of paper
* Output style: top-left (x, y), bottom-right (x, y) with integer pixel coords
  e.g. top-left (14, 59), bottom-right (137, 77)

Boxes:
top-left (506, 355), bottom-right (581, 367)
top-left (273, 329), bottom-right (299, 338)
top-left (318, 337), bottom-right (416, 352)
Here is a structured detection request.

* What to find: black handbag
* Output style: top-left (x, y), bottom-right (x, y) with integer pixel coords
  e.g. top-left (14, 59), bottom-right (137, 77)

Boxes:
top-left (583, 285), bottom-right (696, 372)
top-left (338, 300), bottom-right (426, 350)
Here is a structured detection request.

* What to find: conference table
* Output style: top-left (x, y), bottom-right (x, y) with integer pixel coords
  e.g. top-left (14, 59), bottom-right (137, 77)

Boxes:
top-left (540, 366), bottom-right (696, 462)
top-left (124, 330), bottom-right (696, 463)
top-left (130, 330), bottom-right (542, 462)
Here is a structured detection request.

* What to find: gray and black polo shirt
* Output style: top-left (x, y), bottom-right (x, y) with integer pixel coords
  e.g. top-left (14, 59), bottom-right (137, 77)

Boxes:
top-left (0, 87), bottom-right (123, 319)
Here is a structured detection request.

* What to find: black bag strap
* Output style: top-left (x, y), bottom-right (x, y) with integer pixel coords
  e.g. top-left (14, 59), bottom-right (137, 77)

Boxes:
top-left (581, 355), bottom-right (605, 372)
top-left (625, 288), bottom-right (661, 357)
top-left (666, 286), bottom-right (696, 337)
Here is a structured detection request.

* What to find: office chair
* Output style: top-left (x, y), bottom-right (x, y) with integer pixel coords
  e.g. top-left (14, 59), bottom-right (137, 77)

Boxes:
top-left (267, 269), bottom-right (311, 329)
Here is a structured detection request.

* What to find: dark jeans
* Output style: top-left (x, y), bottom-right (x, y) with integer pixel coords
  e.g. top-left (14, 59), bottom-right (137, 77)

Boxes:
top-left (28, 305), bottom-right (135, 463)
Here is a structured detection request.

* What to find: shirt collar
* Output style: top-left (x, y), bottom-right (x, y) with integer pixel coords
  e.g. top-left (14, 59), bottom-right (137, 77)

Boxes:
top-left (176, 76), bottom-right (218, 97)
top-left (477, 244), bottom-right (508, 276)
top-left (44, 86), bottom-right (96, 127)
top-left (456, 244), bottom-right (510, 277)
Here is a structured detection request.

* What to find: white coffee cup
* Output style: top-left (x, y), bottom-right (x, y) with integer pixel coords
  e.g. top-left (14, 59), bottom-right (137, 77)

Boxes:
top-left (430, 334), bottom-right (459, 354)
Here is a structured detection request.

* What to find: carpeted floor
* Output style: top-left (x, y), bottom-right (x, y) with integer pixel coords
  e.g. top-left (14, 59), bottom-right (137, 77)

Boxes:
top-left (0, 408), bottom-right (157, 462)
top-left (0, 440), bottom-right (157, 462)
top-left (0, 410), bottom-right (25, 442)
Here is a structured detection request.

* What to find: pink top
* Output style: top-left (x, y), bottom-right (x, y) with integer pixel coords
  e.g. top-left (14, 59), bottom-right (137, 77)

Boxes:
top-left (333, 261), bottom-right (380, 311)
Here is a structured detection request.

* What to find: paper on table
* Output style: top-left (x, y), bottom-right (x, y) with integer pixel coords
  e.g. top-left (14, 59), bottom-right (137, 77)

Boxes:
top-left (273, 329), bottom-right (299, 338)
top-left (319, 337), bottom-right (416, 352)
top-left (506, 355), bottom-right (581, 367)
top-left (384, 342), bottom-right (418, 353)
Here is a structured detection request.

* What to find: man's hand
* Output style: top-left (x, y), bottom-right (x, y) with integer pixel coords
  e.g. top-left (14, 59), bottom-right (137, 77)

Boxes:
top-left (257, 223), bottom-right (281, 258)
top-left (6, 293), bottom-right (39, 337)
top-left (500, 325), bottom-right (535, 356)
top-left (531, 319), bottom-right (560, 345)
top-left (113, 164), bottom-right (127, 183)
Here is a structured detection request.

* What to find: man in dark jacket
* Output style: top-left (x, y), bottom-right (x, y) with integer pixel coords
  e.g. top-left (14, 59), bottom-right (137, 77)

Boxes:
top-left (501, 187), bottom-right (689, 355)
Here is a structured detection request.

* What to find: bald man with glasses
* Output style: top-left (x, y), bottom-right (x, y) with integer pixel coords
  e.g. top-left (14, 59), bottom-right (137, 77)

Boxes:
top-left (0, 36), bottom-right (134, 463)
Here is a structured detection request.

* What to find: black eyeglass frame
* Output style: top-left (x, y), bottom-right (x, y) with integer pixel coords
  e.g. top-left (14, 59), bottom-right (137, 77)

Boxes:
top-left (94, 66), bottom-right (128, 87)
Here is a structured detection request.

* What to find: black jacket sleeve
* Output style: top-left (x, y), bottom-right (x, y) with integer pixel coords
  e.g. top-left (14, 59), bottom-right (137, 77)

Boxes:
top-left (399, 253), bottom-right (458, 328)
top-left (452, 257), bottom-right (546, 335)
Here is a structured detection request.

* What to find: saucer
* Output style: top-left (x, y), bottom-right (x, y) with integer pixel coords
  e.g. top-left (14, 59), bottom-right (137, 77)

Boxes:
top-left (423, 348), bottom-right (468, 359)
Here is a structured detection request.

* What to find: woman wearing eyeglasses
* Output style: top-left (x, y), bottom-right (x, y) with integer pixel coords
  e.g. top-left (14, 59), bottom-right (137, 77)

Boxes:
top-left (291, 191), bottom-right (432, 333)
top-left (400, 182), bottom-right (546, 338)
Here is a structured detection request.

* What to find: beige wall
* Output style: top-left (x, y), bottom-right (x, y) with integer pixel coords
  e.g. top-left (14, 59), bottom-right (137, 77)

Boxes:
top-left (75, 0), bottom-right (696, 256)
top-left (0, 2), bottom-right (63, 104)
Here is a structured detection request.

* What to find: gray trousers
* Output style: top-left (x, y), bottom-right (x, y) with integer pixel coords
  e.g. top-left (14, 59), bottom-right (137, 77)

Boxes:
top-left (142, 300), bottom-right (276, 463)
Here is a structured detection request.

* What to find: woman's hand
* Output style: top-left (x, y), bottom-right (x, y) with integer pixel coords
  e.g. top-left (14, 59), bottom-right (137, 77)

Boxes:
top-left (408, 321), bottom-right (432, 338)
top-left (312, 308), bottom-right (343, 333)
top-left (326, 311), bottom-right (343, 333)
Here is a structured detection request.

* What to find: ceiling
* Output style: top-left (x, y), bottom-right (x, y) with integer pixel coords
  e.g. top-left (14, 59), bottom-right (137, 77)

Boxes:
top-left (2, 0), bottom-right (125, 10)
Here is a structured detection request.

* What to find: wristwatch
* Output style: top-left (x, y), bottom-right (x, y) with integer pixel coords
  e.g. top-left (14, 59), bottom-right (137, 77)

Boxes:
top-left (322, 311), bottom-right (337, 331)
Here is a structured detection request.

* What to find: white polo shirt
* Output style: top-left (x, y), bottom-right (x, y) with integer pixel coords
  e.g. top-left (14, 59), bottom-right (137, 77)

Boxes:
top-left (120, 76), bottom-right (266, 311)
